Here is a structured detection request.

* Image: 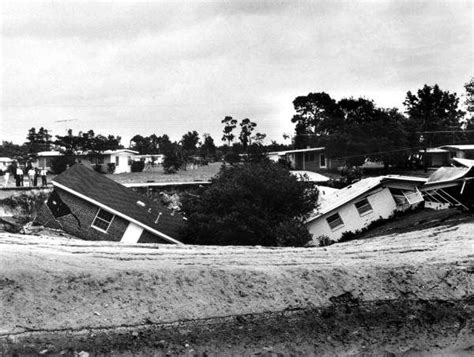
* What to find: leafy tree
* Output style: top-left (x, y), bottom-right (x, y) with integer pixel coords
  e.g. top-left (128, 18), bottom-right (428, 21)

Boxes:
top-left (181, 131), bottom-right (200, 153)
top-left (0, 141), bottom-right (28, 159)
top-left (465, 77), bottom-right (474, 114)
top-left (238, 118), bottom-right (257, 150)
top-left (130, 134), bottom-right (161, 154)
top-left (25, 127), bottom-right (53, 154)
top-left (404, 84), bottom-right (465, 147)
top-left (291, 92), bottom-right (342, 148)
top-left (221, 116), bottom-right (237, 146)
top-left (464, 78), bottom-right (474, 142)
top-left (200, 133), bottom-right (217, 160)
top-left (181, 161), bottom-right (319, 246)
top-left (161, 136), bottom-right (185, 174)
top-left (291, 92), bottom-right (408, 167)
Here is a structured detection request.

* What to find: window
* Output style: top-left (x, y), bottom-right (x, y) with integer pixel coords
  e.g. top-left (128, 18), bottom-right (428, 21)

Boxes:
top-left (326, 213), bottom-right (344, 230)
top-left (320, 153), bottom-right (326, 168)
top-left (91, 208), bottom-right (114, 232)
top-left (115, 156), bottom-right (119, 166)
top-left (355, 198), bottom-right (372, 215)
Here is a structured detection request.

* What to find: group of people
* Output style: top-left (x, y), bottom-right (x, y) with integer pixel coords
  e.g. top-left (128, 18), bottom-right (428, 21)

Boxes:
top-left (1, 164), bottom-right (48, 188)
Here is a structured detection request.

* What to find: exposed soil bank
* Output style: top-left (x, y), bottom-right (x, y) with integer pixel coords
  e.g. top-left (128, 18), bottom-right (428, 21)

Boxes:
top-left (2, 298), bottom-right (472, 356)
top-left (0, 215), bottom-right (473, 356)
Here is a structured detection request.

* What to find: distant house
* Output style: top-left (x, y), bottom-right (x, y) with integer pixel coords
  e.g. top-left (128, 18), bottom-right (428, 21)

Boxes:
top-left (33, 149), bottom-right (138, 173)
top-left (85, 149), bottom-right (139, 174)
top-left (0, 157), bottom-right (13, 171)
top-left (268, 147), bottom-right (341, 172)
top-left (34, 151), bottom-right (63, 170)
top-left (420, 144), bottom-right (474, 167)
top-left (419, 148), bottom-right (450, 167)
top-left (306, 175), bottom-right (426, 242)
top-left (36, 164), bottom-right (184, 244)
top-left (439, 145), bottom-right (474, 160)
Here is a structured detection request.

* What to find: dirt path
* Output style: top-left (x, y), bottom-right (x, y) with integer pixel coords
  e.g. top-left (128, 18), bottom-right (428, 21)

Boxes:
top-left (1, 217), bottom-right (473, 356)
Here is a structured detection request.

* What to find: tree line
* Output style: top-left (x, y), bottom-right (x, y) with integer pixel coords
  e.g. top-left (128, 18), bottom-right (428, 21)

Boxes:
top-left (291, 81), bottom-right (474, 168)
top-left (1, 79), bottom-right (473, 174)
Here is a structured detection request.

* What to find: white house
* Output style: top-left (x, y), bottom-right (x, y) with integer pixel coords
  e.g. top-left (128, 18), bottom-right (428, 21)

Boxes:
top-left (306, 175), bottom-right (426, 242)
top-left (33, 150), bottom-right (138, 174)
top-left (0, 157), bottom-right (13, 171)
top-left (34, 151), bottom-right (63, 170)
top-left (101, 149), bottom-right (138, 174)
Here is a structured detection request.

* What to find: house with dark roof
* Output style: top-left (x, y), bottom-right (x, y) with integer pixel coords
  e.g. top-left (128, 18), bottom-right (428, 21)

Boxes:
top-left (36, 164), bottom-right (184, 244)
top-left (305, 175), bottom-right (426, 242)
top-left (267, 147), bottom-right (344, 172)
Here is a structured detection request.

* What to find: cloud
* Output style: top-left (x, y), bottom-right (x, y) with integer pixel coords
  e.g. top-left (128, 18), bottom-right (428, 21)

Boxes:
top-left (1, 0), bottom-right (472, 145)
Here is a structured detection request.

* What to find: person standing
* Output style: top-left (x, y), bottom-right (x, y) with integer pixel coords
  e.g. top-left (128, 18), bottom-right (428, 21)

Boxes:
top-left (40, 167), bottom-right (48, 186)
top-left (28, 167), bottom-right (36, 187)
top-left (2, 168), bottom-right (9, 187)
top-left (16, 166), bottom-right (23, 187)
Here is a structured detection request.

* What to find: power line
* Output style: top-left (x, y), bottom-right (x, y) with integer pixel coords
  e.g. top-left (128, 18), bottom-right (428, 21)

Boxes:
top-left (329, 139), bottom-right (474, 161)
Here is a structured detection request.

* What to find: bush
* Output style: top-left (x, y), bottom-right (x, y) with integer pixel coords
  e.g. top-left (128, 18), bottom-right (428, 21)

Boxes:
top-left (93, 164), bottom-right (103, 173)
top-left (107, 163), bottom-right (116, 174)
top-left (131, 160), bottom-right (145, 172)
top-left (274, 220), bottom-right (313, 247)
top-left (181, 161), bottom-right (319, 246)
top-left (223, 151), bottom-right (240, 165)
top-left (317, 235), bottom-right (334, 247)
top-left (163, 153), bottom-right (184, 174)
top-left (50, 155), bottom-right (76, 174)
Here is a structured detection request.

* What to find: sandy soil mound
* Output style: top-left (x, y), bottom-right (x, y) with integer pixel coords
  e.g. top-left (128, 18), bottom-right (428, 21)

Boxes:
top-left (0, 216), bottom-right (473, 356)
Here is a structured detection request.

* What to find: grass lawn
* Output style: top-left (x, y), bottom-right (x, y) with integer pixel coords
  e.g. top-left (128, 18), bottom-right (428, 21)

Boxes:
top-left (107, 162), bottom-right (223, 184)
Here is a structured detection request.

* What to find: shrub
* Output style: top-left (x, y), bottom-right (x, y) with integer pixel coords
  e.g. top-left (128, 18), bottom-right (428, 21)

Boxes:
top-left (93, 164), bottom-right (103, 173)
top-left (317, 235), bottom-right (334, 247)
top-left (107, 163), bottom-right (116, 174)
top-left (223, 151), bottom-right (240, 165)
top-left (274, 220), bottom-right (313, 247)
top-left (181, 161), bottom-right (319, 246)
top-left (50, 155), bottom-right (76, 174)
top-left (162, 152), bottom-right (184, 174)
top-left (131, 160), bottom-right (145, 172)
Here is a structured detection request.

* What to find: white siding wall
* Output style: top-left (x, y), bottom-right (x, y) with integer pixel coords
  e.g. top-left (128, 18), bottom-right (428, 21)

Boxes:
top-left (307, 188), bottom-right (397, 242)
top-left (110, 154), bottom-right (132, 173)
top-left (121, 222), bottom-right (144, 243)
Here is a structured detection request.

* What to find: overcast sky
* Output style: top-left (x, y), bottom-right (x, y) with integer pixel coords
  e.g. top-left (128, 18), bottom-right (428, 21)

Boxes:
top-left (1, 0), bottom-right (472, 146)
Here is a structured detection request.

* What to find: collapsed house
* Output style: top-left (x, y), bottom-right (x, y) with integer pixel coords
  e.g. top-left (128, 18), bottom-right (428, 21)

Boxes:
top-left (36, 164), bottom-right (184, 244)
top-left (306, 176), bottom-right (426, 242)
top-left (421, 163), bottom-right (474, 211)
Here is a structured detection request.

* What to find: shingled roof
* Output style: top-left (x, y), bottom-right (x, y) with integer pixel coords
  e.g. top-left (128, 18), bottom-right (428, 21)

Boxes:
top-left (52, 164), bottom-right (184, 244)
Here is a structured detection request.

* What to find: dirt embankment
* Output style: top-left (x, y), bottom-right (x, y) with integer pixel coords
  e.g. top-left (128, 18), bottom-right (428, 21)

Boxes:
top-left (0, 217), bottom-right (473, 356)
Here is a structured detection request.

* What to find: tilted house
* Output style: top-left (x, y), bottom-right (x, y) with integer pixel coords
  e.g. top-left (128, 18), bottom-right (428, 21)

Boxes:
top-left (36, 164), bottom-right (184, 244)
top-left (421, 164), bottom-right (474, 211)
top-left (306, 175), bottom-right (426, 242)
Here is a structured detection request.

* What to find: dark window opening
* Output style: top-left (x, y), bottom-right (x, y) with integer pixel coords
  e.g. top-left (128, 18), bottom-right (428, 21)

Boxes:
top-left (92, 208), bottom-right (114, 232)
top-left (355, 198), bottom-right (372, 215)
top-left (326, 212), bottom-right (344, 230)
